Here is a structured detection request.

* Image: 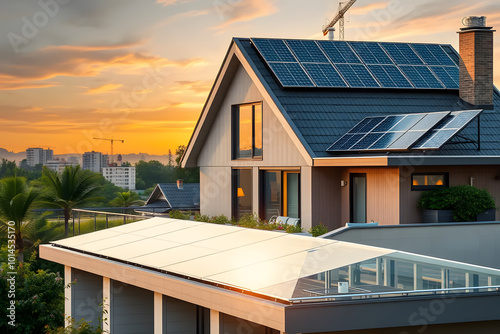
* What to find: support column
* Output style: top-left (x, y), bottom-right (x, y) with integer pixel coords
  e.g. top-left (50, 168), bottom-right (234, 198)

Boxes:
top-left (413, 264), bottom-right (423, 290)
top-left (441, 269), bottom-right (449, 290)
top-left (488, 276), bottom-right (493, 291)
top-left (154, 292), bottom-right (163, 334)
top-left (210, 310), bottom-right (220, 334)
top-left (64, 266), bottom-right (72, 327)
top-left (376, 258), bottom-right (383, 286)
top-left (252, 167), bottom-right (259, 217)
top-left (103, 277), bottom-right (111, 333)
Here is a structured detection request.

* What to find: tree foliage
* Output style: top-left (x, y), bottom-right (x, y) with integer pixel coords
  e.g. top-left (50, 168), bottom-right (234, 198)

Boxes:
top-left (109, 192), bottom-right (144, 207)
top-left (40, 166), bottom-right (102, 237)
top-left (418, 185), bottom-right (496, 222)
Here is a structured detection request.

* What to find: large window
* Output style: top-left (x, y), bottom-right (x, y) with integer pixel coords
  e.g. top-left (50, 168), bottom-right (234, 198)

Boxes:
top-left (261, 170), bottom-right (300, 221)
top-left (232, 169), bottom-right (252, 220)
top-left (411, 173), bottom-right (448, 191)
top-left (232, 103), bottom-right (262, 160)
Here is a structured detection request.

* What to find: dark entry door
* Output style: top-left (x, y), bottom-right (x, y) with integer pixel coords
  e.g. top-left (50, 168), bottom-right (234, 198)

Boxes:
top-left (350, 174), bottom-right (366, 223)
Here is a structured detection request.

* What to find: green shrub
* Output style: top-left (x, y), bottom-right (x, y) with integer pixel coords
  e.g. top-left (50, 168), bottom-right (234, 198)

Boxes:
top-left (237, 213), bottom-right (260, 228)
top-left (419, 185), bottom-right (496, 222)
top-left (168, 210), bottom-right (190, 220)
top-left (209, 214), bottom-right (230, 225)
top-left (309, 223), bottom-right (329, 237)
top-left (194, 213), bottom-right (210, 222)
top-left (285, 224), bottom-right (303, 234)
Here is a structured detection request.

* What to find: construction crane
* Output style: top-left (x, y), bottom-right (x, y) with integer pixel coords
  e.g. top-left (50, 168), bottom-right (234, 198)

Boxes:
top-left (322, 0), bottom-right (357, 40)
top-left (93, 137), bottom-right (124, 164)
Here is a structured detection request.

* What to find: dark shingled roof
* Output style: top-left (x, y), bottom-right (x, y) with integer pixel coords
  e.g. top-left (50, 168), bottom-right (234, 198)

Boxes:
top-left (234, 38), bottom-right (500, 158)
top-left (139, 183), bottom-right (200, 212)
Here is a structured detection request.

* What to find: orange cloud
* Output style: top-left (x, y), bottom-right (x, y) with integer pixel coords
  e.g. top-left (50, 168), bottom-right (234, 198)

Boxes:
top-left (212, 0), bottom-right (278, 29)
top-left (86, 83), bottom-right (123, 95)
top-left (350, 2), bottom-right (388, 16)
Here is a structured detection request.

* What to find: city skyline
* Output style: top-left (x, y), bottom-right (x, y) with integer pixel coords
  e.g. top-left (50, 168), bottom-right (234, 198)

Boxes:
top-left (1, 0), bottom-right (499, 155)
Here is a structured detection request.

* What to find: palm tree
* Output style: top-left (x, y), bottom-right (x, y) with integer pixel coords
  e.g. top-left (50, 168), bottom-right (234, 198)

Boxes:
top-left (41, 165), bottom-right (102, 237)
top-left (110, 191), bottom-right (144, 207)
top-left (0, 176), bottom-right (39, 262)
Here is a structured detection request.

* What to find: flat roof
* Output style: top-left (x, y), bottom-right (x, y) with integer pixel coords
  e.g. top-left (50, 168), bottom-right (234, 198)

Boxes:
top-left (50, 217), bottom-right (500, 302)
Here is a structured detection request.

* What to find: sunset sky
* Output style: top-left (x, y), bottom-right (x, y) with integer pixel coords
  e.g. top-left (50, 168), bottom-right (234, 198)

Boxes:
top-left (1, 0), bottom-right (499, 156)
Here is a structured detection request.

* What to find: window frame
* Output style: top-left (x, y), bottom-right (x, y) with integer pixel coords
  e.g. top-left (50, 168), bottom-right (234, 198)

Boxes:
top-left (232, 102), bottom-right (263, 160)
top-left (259, 169), bottom-right (301, 221)
top-left (411, 172), bottom-right (449, 191)
top-left (232, 168), bottom-right (253, 221)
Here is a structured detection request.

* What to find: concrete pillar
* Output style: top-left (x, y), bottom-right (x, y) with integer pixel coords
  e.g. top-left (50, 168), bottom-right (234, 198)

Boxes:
top-left (253, 167), bottom-right (259, 216)
top-left (413, 264), bottom-right (423, 290)
top-left (103, 277), bottom-right (111, 333)
top-left (210, 310), bottom-right (220, 334)
top-left (154, 292), bottom-right (163, 334)
top-left (376, 258), bottom-right (383, 286)
top-left (300, 166), bottom-right (312, 231)
top-left (65, 266), bottom-right (72, 327)
top-left (324, 270), bottom-right (331, 292)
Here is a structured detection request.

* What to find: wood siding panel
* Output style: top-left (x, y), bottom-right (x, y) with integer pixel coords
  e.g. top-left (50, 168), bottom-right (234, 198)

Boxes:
top-left (197, 65), bottom-right (307, 168)
top-left (163, 296), bottom-right (197, 334)
top-left (200, 166), bottom-right (232, 218)
top-left (340, 168), bottom-right (400, 225)
top-left (400, 165), bottom-right (500, 224)
top-left (311, 167), bottom-right (342, 230)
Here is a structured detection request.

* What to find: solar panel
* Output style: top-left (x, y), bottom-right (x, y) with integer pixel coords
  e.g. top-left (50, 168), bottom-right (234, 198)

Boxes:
top-left (411, 44), bottom-right (455, 66)
top-left (285, 39), bottom-right (329, 63)
top-left (251, 38), bottom-right (459, 90)
top-left (399, 66), bottom-right (444, 89)
top-left (336, 64), bottom-right (380, 88)
top-left (368, 65), bottom-right (413, 88)
top-left (430, 66), bottom-right (459, 89)
top-left (412, 110), bottom-right (482, 149)
top-left (267, 62), bottom-right (315, 87)
top-left (327, 111), bottom-right (452, 152)
top-left (303, 63), bottom-right (347, 87)
top-left (252, 38), bottom-right (296, 62)
top-left (349, 42), bottom-right (393, 64)
top-left (317, 40), bottom-right (361, 64)
top-left (381, 43), bottom-right (424, 65)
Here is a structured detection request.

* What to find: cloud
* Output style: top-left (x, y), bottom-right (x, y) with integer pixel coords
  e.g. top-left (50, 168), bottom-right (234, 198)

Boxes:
top-left (172, 80), bottom-right (212, 95)
top-left (212, 0), bottom-right (278, 29)
top-left (350, 2), bottom-right (388, 16)
top-left (86, 83), bottom-right (123, 95)
top-left (156, 0), bottom-right (192, 6)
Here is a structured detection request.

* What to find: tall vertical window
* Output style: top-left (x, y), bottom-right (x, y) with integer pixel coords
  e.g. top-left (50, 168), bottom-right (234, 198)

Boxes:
top-left (232, 169), bottom-right (252, 220)
top-left (232, 103), bottom-right (262, 159)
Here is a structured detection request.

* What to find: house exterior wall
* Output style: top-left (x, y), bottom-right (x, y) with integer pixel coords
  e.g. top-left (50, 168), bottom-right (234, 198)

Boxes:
top-left (71, 269), bottom-right (103, 328)
top-left (399, 165), bottom-right (500, 224)
top-left (111, 280), bottom-right (154, 334)
top-left (340, 167), bottom-right (400, 226)
top-left (197, 63), bottom-right (310, 224)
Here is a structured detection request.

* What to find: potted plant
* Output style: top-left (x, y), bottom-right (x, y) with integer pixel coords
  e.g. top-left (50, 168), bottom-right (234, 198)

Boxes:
top-left (418, 185), bottom-right (496, 223)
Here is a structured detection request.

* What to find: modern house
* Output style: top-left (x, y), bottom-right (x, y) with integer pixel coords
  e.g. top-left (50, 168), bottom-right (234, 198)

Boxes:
top-left (181, 18), bottom-right (499, 231)
top-left (137, 181), bottom-right (200, 214)
top-left (40, 217), bottom-right (500, 333)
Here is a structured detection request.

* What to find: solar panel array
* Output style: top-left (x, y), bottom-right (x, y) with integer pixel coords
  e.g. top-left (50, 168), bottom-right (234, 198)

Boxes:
top-left (251, 38), bottom-right (459, 90)
top-left (412, 110), bottom-right (482, 149)
top-left (326, 110), bottom-right (481, 152)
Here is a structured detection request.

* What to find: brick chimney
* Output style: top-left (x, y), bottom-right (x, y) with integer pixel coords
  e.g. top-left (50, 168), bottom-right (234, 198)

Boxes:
top-left (177, 179), bottom-right (184, 189)
top-left (458, 16), bottom-right (495, 108)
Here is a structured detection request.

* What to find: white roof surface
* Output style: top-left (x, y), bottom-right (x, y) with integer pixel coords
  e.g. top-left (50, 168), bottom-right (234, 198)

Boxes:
top-left (52, 217), bottom-right (500, 301)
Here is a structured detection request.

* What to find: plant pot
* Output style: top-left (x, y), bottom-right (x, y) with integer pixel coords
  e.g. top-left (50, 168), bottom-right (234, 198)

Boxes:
top-left (422, 209), bottom-right (454, 223)
top-left (477, 209), bottom-right (496, 221)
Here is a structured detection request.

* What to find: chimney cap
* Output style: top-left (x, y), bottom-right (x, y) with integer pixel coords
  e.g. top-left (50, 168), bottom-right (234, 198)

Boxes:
top-left (462, 16), bottom-right (486, 28)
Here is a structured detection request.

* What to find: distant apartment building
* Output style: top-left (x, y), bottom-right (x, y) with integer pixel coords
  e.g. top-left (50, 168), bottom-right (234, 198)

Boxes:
top-left (44, 159), bottom-right (78, 174)
top-left (102, 166), bottom-right (136, 190)
top-left (82, 151), bottom-right (108, 173)
top-left (26, 147), bottom-right (53, 167)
